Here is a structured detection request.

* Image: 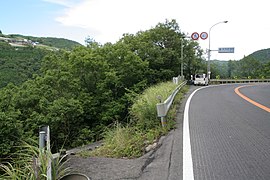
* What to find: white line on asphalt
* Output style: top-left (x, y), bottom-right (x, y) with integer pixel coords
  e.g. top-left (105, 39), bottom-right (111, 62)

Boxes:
top-left (183, 87), bottom-right (207, 180)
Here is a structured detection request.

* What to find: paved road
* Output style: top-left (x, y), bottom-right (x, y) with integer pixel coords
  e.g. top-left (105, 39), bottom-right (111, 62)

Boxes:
top-left (239, 84), bottom-right (270, 108)
top-left (186, 83), bottom-right (270, 180)
top-left (66, 84), bottom-right (269, 180)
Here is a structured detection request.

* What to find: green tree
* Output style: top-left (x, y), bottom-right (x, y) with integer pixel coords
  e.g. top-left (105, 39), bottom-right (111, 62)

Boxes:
top-left (239, 56), bottom-right (262, 78)
top-left (184, 42), bottom-right (204, 78)
top-left (120, 19), bottom-right (204, 83)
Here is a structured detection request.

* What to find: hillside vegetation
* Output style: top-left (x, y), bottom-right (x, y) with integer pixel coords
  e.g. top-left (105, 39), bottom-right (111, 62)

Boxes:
top-left (0, 20), bottom-right (205, 159)
top-left (0, 41), bottom-right (48, 88)
top-left (0, 34), bottom-right (82, 88)
top-left (249, 48), bottom-right (270, 64)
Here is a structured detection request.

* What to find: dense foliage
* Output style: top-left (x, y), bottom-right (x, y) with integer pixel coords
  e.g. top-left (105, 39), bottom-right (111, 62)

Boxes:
top-left (0, 42), bottom-right (48, 88)
top-left (120, 19), bottom-right (204, 81)
top-left (0, 20), bottom-right (205, 159)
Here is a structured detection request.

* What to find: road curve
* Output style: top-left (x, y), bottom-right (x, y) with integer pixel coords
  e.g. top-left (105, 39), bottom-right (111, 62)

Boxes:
top-left (185, 83), bottom-right (270, 180)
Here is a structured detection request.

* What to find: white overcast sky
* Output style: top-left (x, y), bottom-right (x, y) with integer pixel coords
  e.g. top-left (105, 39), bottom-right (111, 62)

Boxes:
top-left (2, 0), bottom-right (270, 60)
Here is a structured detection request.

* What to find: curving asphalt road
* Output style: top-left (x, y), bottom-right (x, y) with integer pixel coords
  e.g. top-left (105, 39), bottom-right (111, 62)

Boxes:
top-left (186, 83), bottom-right (270, 180)
top-left (66, 83), bottom-right (269, 180)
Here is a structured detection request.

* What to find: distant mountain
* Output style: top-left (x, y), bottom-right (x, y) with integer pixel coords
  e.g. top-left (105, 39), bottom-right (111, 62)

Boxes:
top-left (247, 48), bottom-right (270, 64)
top-left (0, 34), bottom-right (82, 50)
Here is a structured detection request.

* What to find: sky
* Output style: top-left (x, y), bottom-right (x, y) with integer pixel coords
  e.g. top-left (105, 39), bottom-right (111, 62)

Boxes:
top-left (1, 0), bottom-right (269, 60)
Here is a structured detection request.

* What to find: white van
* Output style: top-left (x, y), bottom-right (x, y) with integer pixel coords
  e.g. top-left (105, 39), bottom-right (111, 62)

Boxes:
top-left (194, 74), bottom-right (209, 86)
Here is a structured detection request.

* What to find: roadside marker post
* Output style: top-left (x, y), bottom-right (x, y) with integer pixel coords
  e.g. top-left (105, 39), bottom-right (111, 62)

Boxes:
top-left (157, 102), bottom-right (167, 127)
top-left (39, 126), bottom-right (52, 180)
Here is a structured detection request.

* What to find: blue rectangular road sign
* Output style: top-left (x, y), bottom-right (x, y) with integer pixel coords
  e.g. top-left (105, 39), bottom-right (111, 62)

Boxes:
top-left (218, 47), bottom-right (234, 53)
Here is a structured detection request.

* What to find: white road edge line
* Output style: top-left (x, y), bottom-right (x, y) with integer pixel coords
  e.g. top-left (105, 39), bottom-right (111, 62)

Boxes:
top-left (183, 87), bottom-right (207, 180)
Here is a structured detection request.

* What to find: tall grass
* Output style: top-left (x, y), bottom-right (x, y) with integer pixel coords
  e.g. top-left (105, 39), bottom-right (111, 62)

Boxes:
top-left (130, 81), bottom-right (178, 130)
top-left (0, 139), bottom-right (70, 180)
top-left (80, 81), bottom-right (188, 158)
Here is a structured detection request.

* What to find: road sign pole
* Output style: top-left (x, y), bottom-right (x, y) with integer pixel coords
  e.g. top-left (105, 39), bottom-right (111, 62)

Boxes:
top-left (207, 21), bottom-right (228, 80)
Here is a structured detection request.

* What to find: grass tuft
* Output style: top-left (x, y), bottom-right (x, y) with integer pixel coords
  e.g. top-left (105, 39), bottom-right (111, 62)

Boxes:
top-left (81, 123), bottom-right (144, 158)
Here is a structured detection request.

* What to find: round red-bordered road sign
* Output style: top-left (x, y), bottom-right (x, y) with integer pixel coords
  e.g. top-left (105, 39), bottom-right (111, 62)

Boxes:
top-left (191, 32), bottom-right (199, 40)
top-left (200, 32), bottom-right (208, 40)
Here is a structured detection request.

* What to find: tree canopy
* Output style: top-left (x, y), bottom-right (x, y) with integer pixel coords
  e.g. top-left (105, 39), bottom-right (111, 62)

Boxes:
top-left (0, 42), bottom-right (49, 88)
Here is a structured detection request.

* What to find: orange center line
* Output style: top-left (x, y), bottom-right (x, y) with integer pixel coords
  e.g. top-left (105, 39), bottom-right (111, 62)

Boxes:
top-left (234, 85), bottom-right (270, 113)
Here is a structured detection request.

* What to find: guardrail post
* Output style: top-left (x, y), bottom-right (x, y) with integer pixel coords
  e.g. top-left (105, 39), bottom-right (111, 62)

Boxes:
top-left (39, 126), bottom-right (52, 180)
top-left (39, 131), bottom-right (46, 150)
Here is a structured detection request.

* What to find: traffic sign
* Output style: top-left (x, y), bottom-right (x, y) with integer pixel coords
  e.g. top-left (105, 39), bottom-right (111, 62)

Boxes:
top-left (218, 47), bottom-right (235, 53)
top-left (200, 32), bottom-right (208, 40)
top-left (191, 32), bottom-right (199, 40)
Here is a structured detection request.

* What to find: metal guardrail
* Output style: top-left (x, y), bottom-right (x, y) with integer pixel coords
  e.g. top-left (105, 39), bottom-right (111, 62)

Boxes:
top-left (210, 79), bottom-right (270, 84)
top-left (156, 81), bottom-right (187, 127)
